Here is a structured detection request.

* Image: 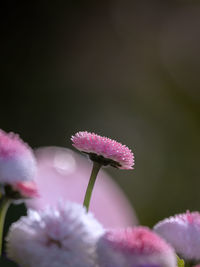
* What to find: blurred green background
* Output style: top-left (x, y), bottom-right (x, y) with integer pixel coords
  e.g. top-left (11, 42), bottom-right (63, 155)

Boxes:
top-left (1, 0), bottom-right (200, 265)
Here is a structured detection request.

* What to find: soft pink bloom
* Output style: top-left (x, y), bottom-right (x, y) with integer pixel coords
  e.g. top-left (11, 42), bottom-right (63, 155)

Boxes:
top-left (154, 211), bottom-right (200, 261)
top-left (97, 227), bottom-right (177, 267)
top-left (26, 147), bottom-right (138, 228)
top-left (13, 181), bottom-right (38, 198)
top-left (71, 131), bottom-right (134, 169)
top-left (0, 129), bottom-right (37, 184)
top-left (6, 201), bottom-right (104, 267)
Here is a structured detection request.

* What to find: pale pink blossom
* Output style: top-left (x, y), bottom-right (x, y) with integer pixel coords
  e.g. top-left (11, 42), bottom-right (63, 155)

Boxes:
top-left (26, 147), bottom-right (138, 228)
top-left (6, 201), bottom-right (104, 267)
top-left (154, 211), bottom-right (200, 260)
top-left (71, 131), bottom-right (134, 169)
top-left (0, 129), bottom-right (37, 184)
top-left (97, 227), bottom-right (177, 267)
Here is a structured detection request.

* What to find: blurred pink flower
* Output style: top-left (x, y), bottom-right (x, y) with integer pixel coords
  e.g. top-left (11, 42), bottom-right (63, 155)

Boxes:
top-left (0, 129), bottom-right (37, 184)
top-left (26, 147), bottom-right (138, 228)
top-left (71, 131), bottom-right (134, 169)
top-left (154, 211), bottom-right (200, 261)
top-left (97, 226), bottom-right (177, 267)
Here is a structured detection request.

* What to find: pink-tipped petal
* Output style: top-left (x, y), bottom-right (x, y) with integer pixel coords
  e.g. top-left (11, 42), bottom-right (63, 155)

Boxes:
top-left (71, 131), bottom-right (134, 170)
top-left (13, 181), bottom-right (39, 198)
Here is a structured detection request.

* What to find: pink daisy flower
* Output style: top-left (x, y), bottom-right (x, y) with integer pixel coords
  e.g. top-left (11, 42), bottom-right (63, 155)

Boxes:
top-left (71, 131), bottom-right (134, 169)
top-left (97, 226), bottom-right (177, 267)
top-left (0, 129), bottom-right (37, 184)
top-left (154, 211), bottom-right (200, 261)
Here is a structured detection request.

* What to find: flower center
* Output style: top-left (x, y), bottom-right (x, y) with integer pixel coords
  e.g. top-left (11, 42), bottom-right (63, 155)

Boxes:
top-left (86, 152), bottom-right (121, 168)
top-left (46, 238), bottom-right (62, 248)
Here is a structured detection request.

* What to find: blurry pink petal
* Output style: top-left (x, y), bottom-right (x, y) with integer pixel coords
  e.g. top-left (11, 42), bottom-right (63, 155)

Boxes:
top-left (71, 131), bottom-right (134, 169)
top-left (26, 147), bottom-right (138, 228)
top-left (97, 227), bottom-right (177, 267)
top-left (0, 129), bottom-right (37, 184)
top-left (13, 181), bottom-right (38, 198)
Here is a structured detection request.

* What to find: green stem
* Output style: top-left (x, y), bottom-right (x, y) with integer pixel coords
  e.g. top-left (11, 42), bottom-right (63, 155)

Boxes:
top-left (83, 162), bottom-right (101, 212)
top-left (0, 197), bottom-right (10, 257)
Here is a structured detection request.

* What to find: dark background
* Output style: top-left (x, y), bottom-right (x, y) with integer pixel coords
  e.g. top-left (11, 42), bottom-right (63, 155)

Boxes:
top-left (1, 1), bottom-right (200, 265)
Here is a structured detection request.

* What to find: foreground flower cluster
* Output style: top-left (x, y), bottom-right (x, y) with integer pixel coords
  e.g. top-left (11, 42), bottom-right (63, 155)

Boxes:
top-left (0, 129), bottom-right (199, 267)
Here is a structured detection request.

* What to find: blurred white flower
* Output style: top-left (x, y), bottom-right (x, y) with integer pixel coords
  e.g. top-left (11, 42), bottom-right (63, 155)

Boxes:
top-left (6, 201), bottom-right (104, 267)
top-left (154, 211), bottom-right (200, 261)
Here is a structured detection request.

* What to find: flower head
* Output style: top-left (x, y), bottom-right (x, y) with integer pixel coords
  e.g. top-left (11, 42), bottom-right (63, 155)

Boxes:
top-left (154, 211), bottom-right (200, 261)
top-left (97, 226), bottom-right (176, 267)
top-left (0, 129), bottom-right (37, 184)
top-left (6, 201), bottom-right (104, 267)
top-left (71, 131), bottom-right (134, 169)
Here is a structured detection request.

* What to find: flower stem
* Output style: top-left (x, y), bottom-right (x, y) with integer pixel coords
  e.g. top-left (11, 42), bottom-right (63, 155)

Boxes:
top-left (185, 261), bottom-right (195, 267)
top-left (0, 196), bottom-right (11, 257)
top-left (83, 162), bottom-right (101, 212)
